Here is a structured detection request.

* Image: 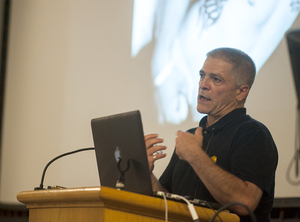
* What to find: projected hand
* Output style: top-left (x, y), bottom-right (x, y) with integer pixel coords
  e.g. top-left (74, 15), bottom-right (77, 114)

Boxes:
top-left (132, 0), bottom-right (299, 124)
top-left (144, 134), bottom-right (167, 172)
top-left (153, 62), bottom-right (194, 125)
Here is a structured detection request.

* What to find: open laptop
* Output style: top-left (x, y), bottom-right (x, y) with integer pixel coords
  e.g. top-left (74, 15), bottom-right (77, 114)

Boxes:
top-left (91, 110), bottom-right (153, 196)
top-left (91, 110), bottom-right (222, 209)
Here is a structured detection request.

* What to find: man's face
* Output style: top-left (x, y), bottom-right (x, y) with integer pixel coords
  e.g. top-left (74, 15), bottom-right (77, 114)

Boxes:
top-left (197, 57), bottom-right (240, 119)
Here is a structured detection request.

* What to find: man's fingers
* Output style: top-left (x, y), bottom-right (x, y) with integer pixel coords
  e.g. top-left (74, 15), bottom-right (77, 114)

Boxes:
top-left (150, 153), bottom-right (167, 162)
top-left (195, 127), bottom-right (203, 136)
top-left (177, 130), bottom-right (185, 136)
top-left (147, 145), bottom-right (166, 156)
top-left (144, 134), bottom-right (158, 141)
top-left (148, 152), bottom-right (167, 172)
top-left (145, 135), bottom-right (164, 150)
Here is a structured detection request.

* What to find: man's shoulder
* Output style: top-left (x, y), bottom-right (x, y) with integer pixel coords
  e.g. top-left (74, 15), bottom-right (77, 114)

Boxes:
top-left (230, 115), bottom-right (276, 148)
top-left (236, 115), bottom-right (270, 132)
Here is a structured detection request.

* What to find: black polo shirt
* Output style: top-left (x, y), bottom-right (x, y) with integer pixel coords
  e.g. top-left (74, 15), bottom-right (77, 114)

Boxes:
top-left (159, 108), bottom-right (278, 222)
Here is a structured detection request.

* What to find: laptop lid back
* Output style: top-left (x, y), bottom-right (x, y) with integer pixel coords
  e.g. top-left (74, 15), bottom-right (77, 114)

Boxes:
top-left (91, 110), bottom-right (153, 196)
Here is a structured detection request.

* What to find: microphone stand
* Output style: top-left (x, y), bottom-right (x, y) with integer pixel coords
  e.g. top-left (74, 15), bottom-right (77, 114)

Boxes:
top-left (34, 147), bottom-right (95, 190)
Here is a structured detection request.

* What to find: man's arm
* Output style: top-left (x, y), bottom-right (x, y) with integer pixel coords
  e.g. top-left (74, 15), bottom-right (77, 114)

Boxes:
top-left (176, 127), bottom-right (263, 216)
top-left (144, 134), bottom-right (167, 192)
top-left (150, 173), bottom-right (168, 192)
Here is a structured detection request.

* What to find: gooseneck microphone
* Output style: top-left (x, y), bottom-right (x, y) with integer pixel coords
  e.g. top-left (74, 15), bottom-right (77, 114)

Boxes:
top-left (34, 147), bottom-right (95, 190)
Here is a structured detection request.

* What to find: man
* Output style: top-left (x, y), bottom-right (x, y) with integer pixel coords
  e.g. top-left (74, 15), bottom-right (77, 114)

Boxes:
top-left (145, 48), bottom-right (278, 222)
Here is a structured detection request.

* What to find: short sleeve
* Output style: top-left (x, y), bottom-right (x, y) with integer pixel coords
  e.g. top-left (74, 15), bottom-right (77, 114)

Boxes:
top-left (230, 123), bottom-right (278, 194)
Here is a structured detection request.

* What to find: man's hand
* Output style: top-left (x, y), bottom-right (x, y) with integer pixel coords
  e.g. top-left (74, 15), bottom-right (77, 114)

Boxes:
top-left (144, 134), bottom-right (167, 172)
top-left (175, 127), bottom-right (203, 162)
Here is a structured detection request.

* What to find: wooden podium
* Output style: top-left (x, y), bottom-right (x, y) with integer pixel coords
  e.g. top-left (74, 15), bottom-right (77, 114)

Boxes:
top-left (17, 186), bottom-right (239, 222)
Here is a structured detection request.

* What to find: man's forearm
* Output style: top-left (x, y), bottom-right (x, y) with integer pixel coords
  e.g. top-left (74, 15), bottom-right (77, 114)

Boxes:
top-left (189, 151), bottom-right (262, 215)
top-left (151, 173), bottom-right (168, 192)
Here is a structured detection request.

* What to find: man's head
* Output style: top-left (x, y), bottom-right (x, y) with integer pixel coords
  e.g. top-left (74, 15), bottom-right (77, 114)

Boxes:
top-left (197, 48), bottom-right (256, 123)
top-left (206, 47), bottom-right (256, 89)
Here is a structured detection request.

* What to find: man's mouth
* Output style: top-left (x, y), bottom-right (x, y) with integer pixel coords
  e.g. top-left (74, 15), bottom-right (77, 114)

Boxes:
top-left (199, 95), bottom-right (210, 101)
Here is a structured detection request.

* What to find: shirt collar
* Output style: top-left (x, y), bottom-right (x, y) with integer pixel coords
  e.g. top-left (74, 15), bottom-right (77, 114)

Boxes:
top-left (199, 108), bottom-right (246, 132)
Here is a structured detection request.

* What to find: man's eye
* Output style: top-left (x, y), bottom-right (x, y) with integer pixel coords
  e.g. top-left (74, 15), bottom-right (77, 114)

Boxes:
top-left (213, 77), bottom-right (222, 83)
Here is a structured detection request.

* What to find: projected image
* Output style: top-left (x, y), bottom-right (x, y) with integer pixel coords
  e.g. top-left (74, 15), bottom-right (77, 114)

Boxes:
top-left (131, 0), bottom-right (300, 124)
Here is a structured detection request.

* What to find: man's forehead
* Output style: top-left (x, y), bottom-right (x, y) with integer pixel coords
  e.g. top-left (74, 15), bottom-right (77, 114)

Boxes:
top-left (201, 57), bottom-right (233, 74)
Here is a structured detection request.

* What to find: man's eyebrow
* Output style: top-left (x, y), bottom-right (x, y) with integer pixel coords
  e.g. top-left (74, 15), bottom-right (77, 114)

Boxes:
top-left (199, 70), bottom-right (225, 81)
top-left (211, 73), bottom-right (225, 82)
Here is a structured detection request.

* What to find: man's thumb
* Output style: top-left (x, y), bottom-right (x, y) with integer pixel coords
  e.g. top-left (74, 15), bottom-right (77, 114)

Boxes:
top-left (195, 127), bottom-right (203, 136)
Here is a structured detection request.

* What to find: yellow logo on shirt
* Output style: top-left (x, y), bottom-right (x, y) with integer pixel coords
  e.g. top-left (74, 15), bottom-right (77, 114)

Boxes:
top-left (211, 156), bottom-right (217, 163)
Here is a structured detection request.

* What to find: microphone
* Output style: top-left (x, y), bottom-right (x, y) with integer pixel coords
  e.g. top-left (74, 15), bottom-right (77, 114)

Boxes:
top-left (34, 147), bottom-right (95, 190)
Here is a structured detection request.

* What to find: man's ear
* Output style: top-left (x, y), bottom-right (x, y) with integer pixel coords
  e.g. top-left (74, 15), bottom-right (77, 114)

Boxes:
top-left (236, 85), bottom-right (250, 102)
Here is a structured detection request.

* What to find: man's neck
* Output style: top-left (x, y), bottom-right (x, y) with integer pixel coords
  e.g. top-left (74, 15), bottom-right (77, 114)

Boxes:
top-left (205, 106), bottom-right (244, 127)
top-left (206, 116), bottom-right (221, 128)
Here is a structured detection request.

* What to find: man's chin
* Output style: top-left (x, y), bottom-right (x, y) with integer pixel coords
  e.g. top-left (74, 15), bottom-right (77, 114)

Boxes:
top-left (197, 106), bottom-right (209, 114)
